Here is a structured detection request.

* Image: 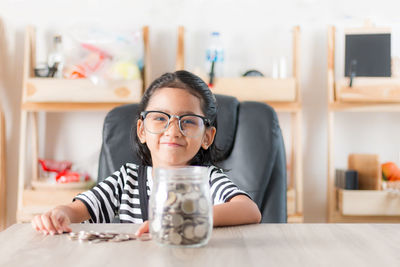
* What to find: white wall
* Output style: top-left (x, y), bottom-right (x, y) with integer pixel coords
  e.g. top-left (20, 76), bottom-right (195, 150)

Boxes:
top-left (1, 0), bottom-right (400, 226)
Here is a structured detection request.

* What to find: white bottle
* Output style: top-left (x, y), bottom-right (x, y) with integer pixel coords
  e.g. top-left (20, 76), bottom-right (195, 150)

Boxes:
top-left (205, 32), bottom-right (224, 82)
top-left (47, 35), bottom-right (65, 78)
top-left (279, 56), bottom-right (287, 79)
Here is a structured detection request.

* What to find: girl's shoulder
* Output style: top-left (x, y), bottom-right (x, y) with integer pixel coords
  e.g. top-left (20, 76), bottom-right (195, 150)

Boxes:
top-left (119, 162), bottom-right (140, 177)
top-left (207, 165), bottom-right (226, 177)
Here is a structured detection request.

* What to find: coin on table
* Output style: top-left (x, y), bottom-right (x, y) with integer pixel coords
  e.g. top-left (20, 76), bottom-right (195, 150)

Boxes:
top-left (125, 233), bottom-right (137, 240)
top-left (68, 232), bottom-right (79, 240)
top-left (139, 233), bottom-right (152, 241)
top-left (89, 239), bottom-right (104, 244)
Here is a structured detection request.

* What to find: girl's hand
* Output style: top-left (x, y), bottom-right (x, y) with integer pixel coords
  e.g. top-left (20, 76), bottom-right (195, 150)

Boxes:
top-left (31, 208), bottom-right (72, 235)
top-left (135, 220), bottom-right (149, 237)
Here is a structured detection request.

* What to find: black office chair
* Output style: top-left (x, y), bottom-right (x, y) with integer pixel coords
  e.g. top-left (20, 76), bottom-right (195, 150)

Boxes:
top-left (98, 94), bottom-right (287, 223)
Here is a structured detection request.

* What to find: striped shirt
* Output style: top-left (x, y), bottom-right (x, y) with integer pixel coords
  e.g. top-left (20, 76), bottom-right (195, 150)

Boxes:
top-left (74, 163), bottom-right (250, 224)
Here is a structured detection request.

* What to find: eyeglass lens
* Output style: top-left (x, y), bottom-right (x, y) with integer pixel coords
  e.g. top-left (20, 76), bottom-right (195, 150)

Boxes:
top-left (143, 112), bottom-right (205, 137)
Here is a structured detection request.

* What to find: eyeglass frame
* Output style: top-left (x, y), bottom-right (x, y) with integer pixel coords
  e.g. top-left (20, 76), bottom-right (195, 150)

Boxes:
top-left (139, 110), bottom-right (211, 137)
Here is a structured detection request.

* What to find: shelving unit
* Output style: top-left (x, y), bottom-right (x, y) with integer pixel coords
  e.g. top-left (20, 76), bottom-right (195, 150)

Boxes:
top-left (0, 104), bottom-right (6, 230)
top-left (16, 25), bottom-right (150, 222)
top-left (176, 26), bottom-right (303, 223)
top-left (327, 25), bottom-right (400, 223)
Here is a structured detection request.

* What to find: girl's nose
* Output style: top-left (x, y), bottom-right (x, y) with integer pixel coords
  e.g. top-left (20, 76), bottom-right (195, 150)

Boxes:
top-left (164, 118), bottom-right (182, 137)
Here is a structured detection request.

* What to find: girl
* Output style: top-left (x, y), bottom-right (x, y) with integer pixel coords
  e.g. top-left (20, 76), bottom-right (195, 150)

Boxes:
top-left (32, 70), bottom-right (261, 236)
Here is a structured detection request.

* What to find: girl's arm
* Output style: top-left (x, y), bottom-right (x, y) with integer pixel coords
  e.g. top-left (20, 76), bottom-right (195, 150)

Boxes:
top-left (213, 195), bottom-right (261, 226)
top-left (31, 200), bottom-right (90, 235)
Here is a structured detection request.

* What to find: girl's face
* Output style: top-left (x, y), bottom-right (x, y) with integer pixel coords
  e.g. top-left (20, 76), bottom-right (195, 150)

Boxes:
top-left (137, 87), bottom-right (216, 168)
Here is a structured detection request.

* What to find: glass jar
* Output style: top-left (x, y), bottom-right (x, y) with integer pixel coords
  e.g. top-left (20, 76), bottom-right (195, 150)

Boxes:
top-left (149, 166), bottom-right (213, 247)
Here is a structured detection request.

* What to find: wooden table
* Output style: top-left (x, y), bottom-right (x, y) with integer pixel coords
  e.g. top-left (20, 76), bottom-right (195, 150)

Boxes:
top-left (0, 223), bottom-right (399, 266)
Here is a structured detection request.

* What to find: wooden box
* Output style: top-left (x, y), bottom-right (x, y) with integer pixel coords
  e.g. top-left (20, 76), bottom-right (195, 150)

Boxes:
top-left (336, 78), bottom-right (400, 103)
top-left (24, 78), bottom-right (142, 103)
top-left (18, 188), bottom-right (84, 222)
top-left (210, 77), bottom-right (297, 102)
top-left (339, 189), bottom-right (400, 216)
top-left (348, 154), bottom-right (381, 190)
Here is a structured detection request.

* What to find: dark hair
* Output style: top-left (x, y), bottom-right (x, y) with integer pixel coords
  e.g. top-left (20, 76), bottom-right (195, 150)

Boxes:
top-left (133, 70), bottom-right (222, 166)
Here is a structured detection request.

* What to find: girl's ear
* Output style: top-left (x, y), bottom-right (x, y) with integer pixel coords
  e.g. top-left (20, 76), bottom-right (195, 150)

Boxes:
top-left (202, 127), bottom-right (216, 150)
top-left (137, 119), bottom-right (146, 144)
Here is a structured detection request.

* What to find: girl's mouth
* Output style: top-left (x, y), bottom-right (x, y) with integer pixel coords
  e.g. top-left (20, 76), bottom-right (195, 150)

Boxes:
top-left (160, 142), bottom-right (183, 147)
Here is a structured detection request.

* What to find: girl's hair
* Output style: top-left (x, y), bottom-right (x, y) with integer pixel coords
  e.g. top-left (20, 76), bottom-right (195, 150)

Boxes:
top-left (133, 70), bottom-right (222, 166)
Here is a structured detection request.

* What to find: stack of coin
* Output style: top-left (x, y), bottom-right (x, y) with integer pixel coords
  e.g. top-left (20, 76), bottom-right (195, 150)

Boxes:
top-left (150, 181), bottom-right (212, 246)
top-left (67, 231), bottom-right (151, 243)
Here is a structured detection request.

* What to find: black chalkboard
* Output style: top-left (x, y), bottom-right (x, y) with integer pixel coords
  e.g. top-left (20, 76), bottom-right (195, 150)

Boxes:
top-left (345, 33), bottom-right (391, 77)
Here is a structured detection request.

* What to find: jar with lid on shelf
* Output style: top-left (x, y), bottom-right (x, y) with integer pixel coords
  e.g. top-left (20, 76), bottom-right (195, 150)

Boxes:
top-left (47, 34), bottom-right (65, 78)
top-left (149, 166), bottom-right (213, 247)
top-left (205, 31), bottom-right (224, 85)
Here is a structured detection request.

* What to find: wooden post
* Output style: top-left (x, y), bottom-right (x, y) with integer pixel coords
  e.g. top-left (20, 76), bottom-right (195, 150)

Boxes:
top-left (31, 112), bottom-right (39, 182)
top-left (176, 26), bottom-right (185, 71)
top-left (17, 110), bottom-right (27, 221)
top-left (327, 110), bottom-right (335, 222)
top-left (0, 106), bottom-right (6, 230)
top-left (293, 26), bottom-right (301, 103)
top-left (142, 26), bottom-right (151, 91)
top-left (293, 110), bottom-right (303, 214)
top-left (327, 26), bottom-right (335, 104)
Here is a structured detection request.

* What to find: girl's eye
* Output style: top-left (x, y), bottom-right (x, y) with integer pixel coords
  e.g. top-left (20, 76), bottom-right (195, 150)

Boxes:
top-left (181, 118), bottom-right (199, 126)
top-left (153, 116), bottom-right (167, 122)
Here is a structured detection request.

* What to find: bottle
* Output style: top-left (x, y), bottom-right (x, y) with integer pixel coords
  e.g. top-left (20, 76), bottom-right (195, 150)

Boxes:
top-left (47, 35), bottom-right (65, 78)
top-left (205, 32), bottom-right (224, 86)
top-left (149, 166), bottom-right (213, 247)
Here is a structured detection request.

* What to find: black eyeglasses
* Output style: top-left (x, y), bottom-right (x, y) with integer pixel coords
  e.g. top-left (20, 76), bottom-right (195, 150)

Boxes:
top-left (140, 111), bottom-right (211, 138)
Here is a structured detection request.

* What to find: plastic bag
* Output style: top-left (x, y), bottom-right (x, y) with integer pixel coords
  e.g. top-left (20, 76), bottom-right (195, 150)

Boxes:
top-left (63, 25), bottom-right (144, 84)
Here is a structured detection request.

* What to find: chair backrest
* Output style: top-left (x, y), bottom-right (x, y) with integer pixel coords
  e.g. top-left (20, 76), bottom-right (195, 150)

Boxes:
top-left (98, 94), bottom-right (287, 223)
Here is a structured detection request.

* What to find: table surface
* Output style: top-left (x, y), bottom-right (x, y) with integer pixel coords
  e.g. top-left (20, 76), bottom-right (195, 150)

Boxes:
top-left (0, 223), bottom-right (399, 267)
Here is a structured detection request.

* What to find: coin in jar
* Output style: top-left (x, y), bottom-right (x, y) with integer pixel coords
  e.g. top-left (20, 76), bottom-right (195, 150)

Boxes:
top-left (198, 197), bottom-right (208, 214)
top-left (165, 191), bottom-right (177, 207)
top-left (194, 223), bottom-right (207, 238)
top-left (170, 214), bottom-right (184, 227)
top-left (181, 198), bottom-right (196, 214)
top-left (183, 224), bottom-right (195, 239)
top-left (175, 183), bottom-right (190, 193)
top-left (169, 231), bottom-right (182, 245)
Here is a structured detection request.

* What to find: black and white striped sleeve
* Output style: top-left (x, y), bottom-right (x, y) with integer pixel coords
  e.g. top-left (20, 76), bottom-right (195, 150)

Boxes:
top-left (208, 166), bottom-right (251, 205)
top-left (73, 164), bottom-right (127, 223)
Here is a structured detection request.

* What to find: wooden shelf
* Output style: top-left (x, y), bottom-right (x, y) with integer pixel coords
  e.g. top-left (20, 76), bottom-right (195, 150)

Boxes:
top-left (339, 189), bottom-right (400, 216)
top-left (329, 102), bottom-right (400, 112)
top-left (18, 188), bottom-right (85, 222)
top-left (21, 102), bottom-right (133, 111)
top-left (327, 25), bottom-right (400, 223)
top-left (335, 77), bottom-right (400, 103)
top-left (176, 26), bottom-right (304, 223)
top-left (16, 25), bottom-right (151, 222)
top-left (31, 180), bottom-right (95, 190)
top-left (209, 77), bottom-right (297, 102)
top-left (24, 78), bottom-right (143, 104)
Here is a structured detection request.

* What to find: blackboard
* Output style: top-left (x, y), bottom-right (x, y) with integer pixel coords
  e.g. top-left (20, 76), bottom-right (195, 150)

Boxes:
top-left (345, 33), bottom-right (391, 77)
